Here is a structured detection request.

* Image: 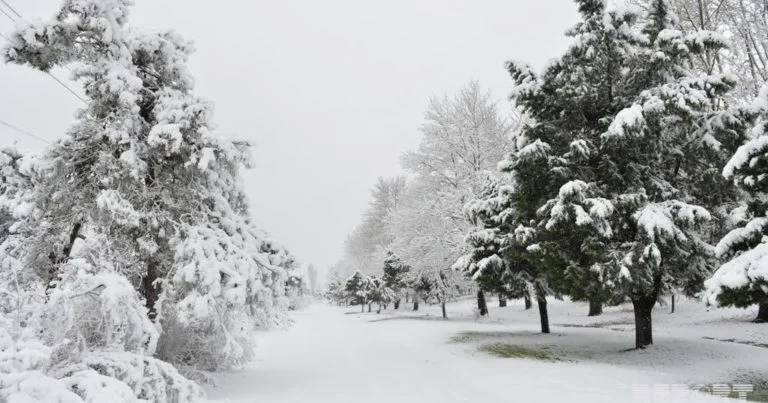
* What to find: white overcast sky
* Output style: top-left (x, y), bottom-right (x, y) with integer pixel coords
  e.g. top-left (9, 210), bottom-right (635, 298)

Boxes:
top-left (0, 0), bottom-right (578, 274)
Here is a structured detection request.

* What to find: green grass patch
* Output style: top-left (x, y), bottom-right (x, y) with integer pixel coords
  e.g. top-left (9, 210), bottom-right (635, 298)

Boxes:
top-left (747, 388), bottom-right (768, 402)
top-left (478, 343), bottom-right (554, 361)
top-left (449, 331), bottom-right (531, 344)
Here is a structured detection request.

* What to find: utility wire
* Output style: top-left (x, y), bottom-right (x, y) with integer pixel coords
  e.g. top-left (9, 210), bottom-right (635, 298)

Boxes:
top-left (0, 0), bottom-right (20, 19)
top-left (42, 70), bottom-right (88, 104)
top-left (0, 5), bottom-right (13, 22)
top-left (0, 119), bottom-right (51, 144)
top-left (0, 2), bottom-right (88, 105)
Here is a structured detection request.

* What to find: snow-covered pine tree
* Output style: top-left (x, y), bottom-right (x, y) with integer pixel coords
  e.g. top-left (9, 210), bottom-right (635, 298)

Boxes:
top-left (504, 0), bottom-right (752, 348)
top-left (345, 271), bottom-right (372, 313)
top-left (367, 276), bottom-right (395, 313)
top-left (597, 0), bottom-right (754, 348)
top-left (456, 176), bottom-right (545, 330)
top-left (0, 148), bottom-right (33, 245)
top-left (454, 177), bottom-right (531, 314)
top-left (1, 150), bottom-right (204, 402)
top-left (0, 0), bottom-right (295, 398)
top-left (323, 269), bottom-right (348, 306)
top-left (502, 0), bottom-right (645, 322)
top-left (704, 86), bottom-right (768, 322)
top-left (382, 251), bottom-right (410, 309)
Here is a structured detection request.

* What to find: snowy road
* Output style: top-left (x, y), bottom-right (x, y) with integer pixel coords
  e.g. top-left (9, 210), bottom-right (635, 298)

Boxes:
top-left (207, 304), bottom-right (727, 403)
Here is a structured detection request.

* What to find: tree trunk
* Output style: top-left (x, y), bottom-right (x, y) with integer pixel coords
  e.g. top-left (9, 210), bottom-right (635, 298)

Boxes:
top-left (499, 294), bottom-right (507, 307)
top-left (441, 301), bottom-right (447, 319)
top-left (45, 222), bottom-right (82, 296)
top-left (524, 294), bottom-right (532, 310)
top-left (588, 298), bottom-right (603, 317)
top-left (413, 299), bottom-right (419, 311)
top-left (394, 300), bottom-right (400, 310)
top-left (537, 294), bottom-right (550, 334)
top-left (405, 294), bottom-right (410, 303)
top-left (477, 290), bottom-right (488, 316)
top-left (632, 297), bottom-right (655, 349)
top-left (361, 301), bottom-right (365, 313)
top-left (754, 299), bottom-right (768, 323)
top-left (670, 294), bottom-right (675, 314)
top-left (142, 259), bottom-right (162, 322)
top-left (368, 303), bottom-right (372, 313)
top-left (377, 304), bottom-right (382, 314)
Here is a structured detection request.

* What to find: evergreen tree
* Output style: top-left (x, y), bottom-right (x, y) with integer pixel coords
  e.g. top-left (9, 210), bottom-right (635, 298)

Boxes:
top-left (505, 0), bottom-right (752, 348)
top-left (456, 177), bottom-right (548, 332)
top-left (705, 86), bottom-right (768, 322)
top-left (382, 251), bottom-right (410, 309)
top-left (368, 276), bottom-right (395, 313)
top-left (501, 0), bottom-right (645, 326)
top-left (345, 271), bottom-right (372, 312)
top-left (324, 273), bottom-right (347, 306)
top-left (598, 0), bottom-right (752, 348)
top-left (455, 177), bottom-right (531, 316)
top-left (0, 1), bottom-right (297, 399)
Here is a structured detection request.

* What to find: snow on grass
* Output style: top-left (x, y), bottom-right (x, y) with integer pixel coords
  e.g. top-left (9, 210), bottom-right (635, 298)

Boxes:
top-left (202, 298), bottom-right (767, 402)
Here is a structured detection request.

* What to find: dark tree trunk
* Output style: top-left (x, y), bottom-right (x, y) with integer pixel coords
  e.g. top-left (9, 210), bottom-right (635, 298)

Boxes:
top-left (441, 301), bottom-right (447, 319)
top-left (524, 294), bottom-right (532, 310)
top-left (499, 294), bottom-right (507, 307)
top-left (394, 300), bottom-right (400, 310)
top-left (588, 298), bottom-right (603, 317)
top-left (368, 303), bottom-right (372, 313)
top-left (377, 304), bottom-right (382, 314)
top-left (537, 294), bottom-right (550, 334)
top-left (477, 290), bottom-right (488, 316)
top-left (670, 294), bottom-right (675, 314)
top-left (632, 275), bottom-right (662, 349)
top-left (632, 297), bottom-right (655, 349)
top-left (754, 299), bottom-right (768, 323)
top-left (413, 299), bottom-right (419, 311)
top-left (142, 259), bottom-right (162, 322)
top-left (45, 222), bottom-right (82, 296)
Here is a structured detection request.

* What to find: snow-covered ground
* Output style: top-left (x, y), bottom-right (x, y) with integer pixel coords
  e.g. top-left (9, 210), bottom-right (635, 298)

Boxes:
top-left (205, 297), bottom-right (768, 402)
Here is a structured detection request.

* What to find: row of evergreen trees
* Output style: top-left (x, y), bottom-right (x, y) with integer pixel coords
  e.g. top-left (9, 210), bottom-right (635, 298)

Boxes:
top-left (456, 0), bottom-right (768, 349)
top-left (326, 253), bottom-right (409, 313)
top-left (327, 0), bottom-right (768, 351)
top-left (0, 1), bottom-right (305, 402)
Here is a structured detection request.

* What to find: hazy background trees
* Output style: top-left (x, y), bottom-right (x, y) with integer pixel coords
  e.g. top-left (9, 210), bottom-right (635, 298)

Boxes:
top-left (331, 81), bottom-right (516, 317)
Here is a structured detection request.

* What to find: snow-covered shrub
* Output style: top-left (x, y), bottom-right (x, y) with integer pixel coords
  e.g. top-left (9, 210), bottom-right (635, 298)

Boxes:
top-left (0, 312), bottom-right (84, 403)
top-left (155, 295), bottom-right (255, 372)
top-left (153, 223), bottom-right (297, 371)
top-left (41, 261), bottom-right (158, 358)
top-left (56, 352), bottom-right (204, 403)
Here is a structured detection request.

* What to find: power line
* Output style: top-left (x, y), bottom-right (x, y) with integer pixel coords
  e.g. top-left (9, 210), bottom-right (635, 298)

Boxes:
top-left (0, 0), bottom-right (20, 19)
top-left (0, 119), bottom-right (51, 145)
top-left (43, 71), bottom-right (88, 104)
top-left (0, 5), bottom-right (13, 22)
top-left (0, 2), bottom-right (88, 105)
